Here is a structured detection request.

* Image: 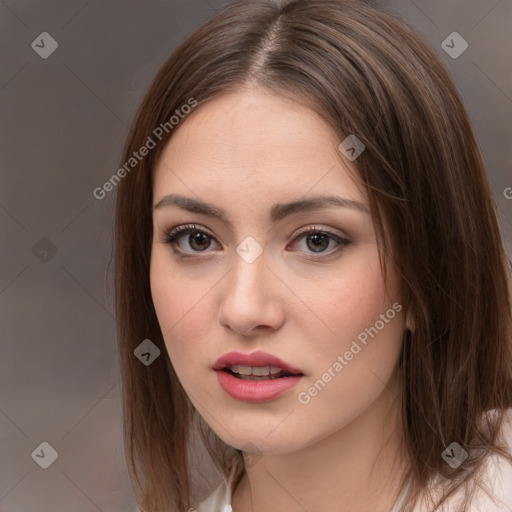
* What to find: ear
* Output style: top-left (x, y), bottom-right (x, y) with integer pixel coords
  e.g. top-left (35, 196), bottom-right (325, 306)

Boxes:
top-left (405, 307), bottom-right (416, 333)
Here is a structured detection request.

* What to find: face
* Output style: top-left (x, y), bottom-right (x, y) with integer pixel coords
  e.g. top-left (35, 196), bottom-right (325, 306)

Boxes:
top-left (150, 87), bottom-right (406, 454)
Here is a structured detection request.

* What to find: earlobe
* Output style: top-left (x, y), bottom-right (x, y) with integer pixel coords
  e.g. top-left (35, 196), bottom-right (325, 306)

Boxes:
top-left (405, 308), bottom-right (416, 333)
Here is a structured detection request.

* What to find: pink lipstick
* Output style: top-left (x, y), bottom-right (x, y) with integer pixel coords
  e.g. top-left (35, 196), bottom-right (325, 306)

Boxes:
top-left (213, 350), bottom-right (304, 402)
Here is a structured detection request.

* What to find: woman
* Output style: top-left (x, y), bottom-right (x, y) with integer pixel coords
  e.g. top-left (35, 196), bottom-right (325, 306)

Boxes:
top-left (114, 1), bottom-right (512, 510)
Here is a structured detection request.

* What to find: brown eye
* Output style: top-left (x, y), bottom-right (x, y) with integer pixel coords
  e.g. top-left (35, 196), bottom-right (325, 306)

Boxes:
top-left (187, 232), bottom-right (212, 251)
top-left (289, 226), bottom-right (351, 257)
top-left (162, 224), bottom-right (221, 255)
top-left (304, 232), bottom-right (331, 252)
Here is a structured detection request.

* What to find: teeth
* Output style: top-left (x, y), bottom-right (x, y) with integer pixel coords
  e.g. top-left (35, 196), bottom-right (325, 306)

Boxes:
top-left (229, 365), bottom-right (284, 376)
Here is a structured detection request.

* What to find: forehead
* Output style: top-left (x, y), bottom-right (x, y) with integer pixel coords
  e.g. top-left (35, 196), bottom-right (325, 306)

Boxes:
top-left (153, 88), bottom-right (365, 204)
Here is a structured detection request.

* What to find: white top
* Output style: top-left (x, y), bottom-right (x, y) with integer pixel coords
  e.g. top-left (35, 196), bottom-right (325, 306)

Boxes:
top-left (197, 410), bottom-right (512, 512)
top-left (196, 465), bottom-right (408, 512)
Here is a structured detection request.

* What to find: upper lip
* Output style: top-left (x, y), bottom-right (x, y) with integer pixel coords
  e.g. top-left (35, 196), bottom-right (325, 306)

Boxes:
top-left (213, 350), bottom-right (304, 374)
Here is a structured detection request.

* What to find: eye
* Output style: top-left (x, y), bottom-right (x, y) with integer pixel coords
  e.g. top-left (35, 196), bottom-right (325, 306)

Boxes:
top-left (161, 224), bottom-right (220, 255)
top-left (288, 225), bottom-right (351, 258)
top-left (160, 223), bottom-right (351, 259)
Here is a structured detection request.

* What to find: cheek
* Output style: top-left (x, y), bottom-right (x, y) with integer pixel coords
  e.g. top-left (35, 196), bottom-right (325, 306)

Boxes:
top-left (300, 244), bottom-right (400, 361)
top-left (294, 248), bottom-right (404, 421)
top-left (149, 250), bottom-right (215, 367)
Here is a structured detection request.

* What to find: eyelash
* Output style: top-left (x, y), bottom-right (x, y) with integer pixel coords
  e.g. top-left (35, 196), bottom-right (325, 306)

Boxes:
top-left (160, 223), bottom-right (351, 260)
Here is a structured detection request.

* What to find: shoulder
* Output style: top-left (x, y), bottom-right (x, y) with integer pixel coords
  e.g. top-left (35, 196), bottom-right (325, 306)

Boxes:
top-left (450, 408), bottom-right (512, 512)
top-left (472, 408), bottom-right (512, 511)
top-left (196, 458), bottom-right (240, 512)
top-left (196, 480), bottom-right (232, 512)
top-left (414, 409), bottom-right (512, 512)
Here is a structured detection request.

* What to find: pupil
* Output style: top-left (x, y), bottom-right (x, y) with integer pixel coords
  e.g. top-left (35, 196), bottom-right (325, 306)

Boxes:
top-left (307, 233), bottom-right (329, 252)
top-left (189, 233), bottom-right (210, 251)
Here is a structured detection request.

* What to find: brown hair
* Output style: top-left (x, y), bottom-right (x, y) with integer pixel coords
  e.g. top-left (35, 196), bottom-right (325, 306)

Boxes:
top-left (114, 1), bottom-right (512, 510)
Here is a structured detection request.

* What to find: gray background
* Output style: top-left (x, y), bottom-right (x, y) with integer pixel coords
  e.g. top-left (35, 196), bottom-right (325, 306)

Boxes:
top-left (1, 1), bottom-right (511, 511)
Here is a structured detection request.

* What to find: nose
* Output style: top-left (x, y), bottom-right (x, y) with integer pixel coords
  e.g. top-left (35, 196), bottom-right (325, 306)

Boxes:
top-left (218, 249), bottom-right (285, 337)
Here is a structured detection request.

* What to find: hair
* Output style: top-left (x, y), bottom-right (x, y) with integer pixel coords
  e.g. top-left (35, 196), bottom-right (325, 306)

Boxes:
top-left (114, 0), bottom-right (512, 510)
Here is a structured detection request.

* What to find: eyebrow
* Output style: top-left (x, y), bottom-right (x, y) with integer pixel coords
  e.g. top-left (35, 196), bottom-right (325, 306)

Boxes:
top-left (153, 193), bottom-right (369, 227)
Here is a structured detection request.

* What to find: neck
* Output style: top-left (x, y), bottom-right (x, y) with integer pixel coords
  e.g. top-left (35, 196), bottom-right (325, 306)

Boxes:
top-left (231, 374), bottom-right (408, 512)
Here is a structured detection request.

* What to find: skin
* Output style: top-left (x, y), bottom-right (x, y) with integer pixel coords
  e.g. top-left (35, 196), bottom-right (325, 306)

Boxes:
top-left (150, 87), bottom-right (414, 512)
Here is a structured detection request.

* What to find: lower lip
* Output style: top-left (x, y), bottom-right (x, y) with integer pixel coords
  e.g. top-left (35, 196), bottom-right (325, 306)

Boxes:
top-left (215, 370), bottom-right (303, 403)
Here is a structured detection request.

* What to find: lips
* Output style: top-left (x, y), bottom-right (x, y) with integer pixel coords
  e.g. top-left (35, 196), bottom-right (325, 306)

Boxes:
top-left (213, 350), bottom-right (304, 377)
top-left (213, 350), bottom-right (304, 402)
